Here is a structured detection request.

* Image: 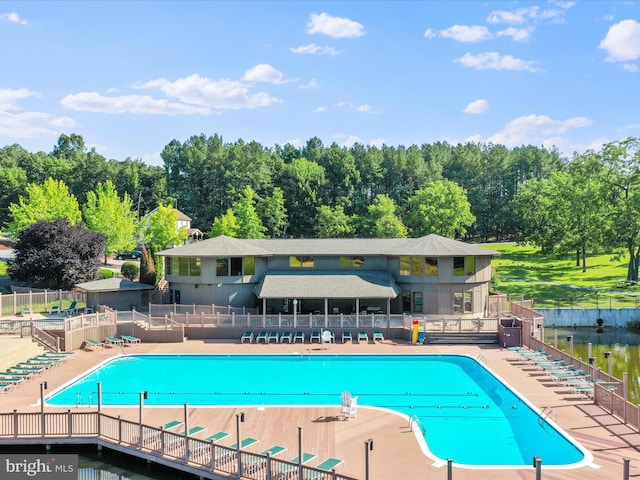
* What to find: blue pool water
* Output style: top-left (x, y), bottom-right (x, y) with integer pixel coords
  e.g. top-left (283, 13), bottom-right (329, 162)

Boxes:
top-left (47, 354), bottom-right (588, 467)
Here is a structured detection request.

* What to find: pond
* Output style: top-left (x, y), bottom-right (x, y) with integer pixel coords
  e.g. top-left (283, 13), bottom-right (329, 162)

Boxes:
top-left (544, 327), bottom-right (640, 404)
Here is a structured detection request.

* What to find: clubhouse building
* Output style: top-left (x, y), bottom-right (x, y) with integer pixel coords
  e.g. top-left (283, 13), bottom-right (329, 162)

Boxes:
top-left (157, 235), bottom-right (500, 319)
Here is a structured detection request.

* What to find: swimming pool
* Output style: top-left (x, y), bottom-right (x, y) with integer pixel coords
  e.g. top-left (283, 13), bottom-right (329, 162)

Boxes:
top-left (47, 354), bottom-right (590, 467)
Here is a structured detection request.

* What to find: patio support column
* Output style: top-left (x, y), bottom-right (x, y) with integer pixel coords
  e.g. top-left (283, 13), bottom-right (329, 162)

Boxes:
top-left (262, 298), bottom-right (266, 319)
top-left (324, 298), bottom-right (328, 326)
top-left (356, 299), bottom-right (360, 326)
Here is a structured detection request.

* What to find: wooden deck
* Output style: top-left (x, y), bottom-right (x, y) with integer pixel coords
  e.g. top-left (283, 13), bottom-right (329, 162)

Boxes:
top-left (0, 337), bottom-right (639, 479)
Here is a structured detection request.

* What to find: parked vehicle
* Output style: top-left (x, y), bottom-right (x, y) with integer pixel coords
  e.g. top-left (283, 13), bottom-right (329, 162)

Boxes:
top-left (116, 250), bottom-right (142, 260)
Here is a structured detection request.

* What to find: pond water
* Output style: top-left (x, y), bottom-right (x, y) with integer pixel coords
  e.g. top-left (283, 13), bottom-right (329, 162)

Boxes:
top-left (544, 327), bottom-right (640, 404)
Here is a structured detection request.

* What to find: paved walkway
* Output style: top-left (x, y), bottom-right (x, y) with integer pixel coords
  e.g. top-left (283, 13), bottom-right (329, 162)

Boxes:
top-left (1, 337), bottom-right (639, 479)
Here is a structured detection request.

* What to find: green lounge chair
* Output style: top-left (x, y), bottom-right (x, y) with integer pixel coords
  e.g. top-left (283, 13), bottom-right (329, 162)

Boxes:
top-left (86, 339), bottom-right (105, 349)
top-left (342, 331), bottom-right (353, 343)
top-left (262, 445), bottom-right (287, 457)
top-left (205, 431), bottom-right (230, 443)
top-left (293, 332), bottom-right (305, 343)
top-left (21, 306), bottom-right (32, 315)
top-left (162, 420), bottom-right (183, 431)
top-left (231, 437), bottom-right (260, 450)
top-left (181, 426), bottom-right (207, 436)
top-left (48, 305), bottom-right (61, 315)
top-left (267, 332), bottom-right (279, 343)
top-left (121, 335), bottom-right (141, 344)
top-left (291, 452), bottom-right (317, 465)
top-left (310, 331), bottom-right (321, 343)
top-left (106, 336), bottom-right (123, 346)
top-left (240, 331), bottom-right (253, 343)
top-left (255, 331), bottom-right (268, 343)
top-left (358, 332), bottom-right (369, 343)
top-left (61, 301), bottom-right (78, 316)
top-left (373, 331), bottom-right (384, 342)
top-left (314, 457), bottom-right (344, 474)
top-left (280, 331), bottom-right (293, 343)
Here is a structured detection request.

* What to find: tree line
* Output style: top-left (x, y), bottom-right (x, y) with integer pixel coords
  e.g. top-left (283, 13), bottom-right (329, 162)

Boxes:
top-left (2, 132), bottom-right (640, 280)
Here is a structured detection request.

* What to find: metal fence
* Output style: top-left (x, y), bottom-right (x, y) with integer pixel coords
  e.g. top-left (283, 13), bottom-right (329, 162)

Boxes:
top-left (0, 289), bottom-right (78, 316)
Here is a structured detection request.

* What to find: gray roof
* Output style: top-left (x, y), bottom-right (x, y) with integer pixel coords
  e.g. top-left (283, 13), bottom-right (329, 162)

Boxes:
top-left (75, 278), bottom-right (155, 293)
top-left (157, 234), bottom-right (500, 258)
top-left (254, 270), bottom-right (401, 299)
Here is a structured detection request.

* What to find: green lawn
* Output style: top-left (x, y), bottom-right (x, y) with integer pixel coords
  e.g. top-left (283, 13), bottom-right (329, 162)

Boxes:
top-left (485, 243), bottom-right (640, 308)
top-left (0, 261), bottom-right (7, 278)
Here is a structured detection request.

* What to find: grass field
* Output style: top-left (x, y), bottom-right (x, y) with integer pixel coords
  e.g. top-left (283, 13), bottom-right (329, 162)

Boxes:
top-left (485, 243), bottom-right (640, 308)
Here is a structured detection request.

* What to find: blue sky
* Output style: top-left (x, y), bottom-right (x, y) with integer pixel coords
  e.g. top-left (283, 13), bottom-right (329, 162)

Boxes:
top-left (1, 1), bottom-right (639, 166)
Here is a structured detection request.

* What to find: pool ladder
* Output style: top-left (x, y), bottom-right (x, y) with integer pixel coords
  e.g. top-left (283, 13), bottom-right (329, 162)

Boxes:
top-left (539, 406), bottom-right (557, 427)
top-left (476, 354), bottom-right (486, 363)
top-left (409, 414), bottom-right (426, 435)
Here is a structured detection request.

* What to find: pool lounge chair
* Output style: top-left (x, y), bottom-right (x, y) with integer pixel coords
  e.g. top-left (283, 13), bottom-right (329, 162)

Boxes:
top-left (310, 331), bottom-right (321, 343)
top-left (316, 457), bottom-right (344, 472)
top-left (358, 332), bottom-right (369, 343)
top-left (106, 336), bottom-right (123, 346)
top-left (205, 431), bottom-right (231, 443)
top-left (373, 331), bottom-right (384, 342)
top-left (121, 335), bottom-right (141, 344)
top-left (85, 339), bottom-right (105, 349)
top-left (255, 331), bottom-right (268, 344)
top-left (241, 331), bottom-right (254, 343)
top-left (342, 331), bottom-right (353, 343)
top-left (231, 437), bottom-right (260, 451)
top-left (293, 332), bottom-right (305, 343)
top-left (262, 445), bottom-right (287, 457)
top-left (276, 452), bottom-right (317, 477)
top-left (162, 420), bottom-right (184, 431)
top-left (48, 305), bottom-right (61, 315)
top-left (21, 306), bottom-right (33, 316)
top-left (321, 330), bottom-right (333, 349)
top-left (267, 332), bottom-right (279, 343)
top-left (181, 426), bottom-right (207, 436)
top-left (340, 391), bottom-right (358, 420)
top-left (61, 301), bottom-right (78, 316)
top-left (280, 331), bottom-right (293, 343)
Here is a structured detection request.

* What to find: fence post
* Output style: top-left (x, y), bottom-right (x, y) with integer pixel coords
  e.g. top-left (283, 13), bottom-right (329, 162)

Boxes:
top-left (533, 456), bottom-right (542, 480)
top-left (623, 372), bottom-right (628, 423)
top-left (447, 458), bottom-right (453, 480)
top-left (624, 458), bottom-right (630, 480)
top-left (13, 409), bottom-right (18, 438)
top-left (67, 409), bottom-right (72, 438)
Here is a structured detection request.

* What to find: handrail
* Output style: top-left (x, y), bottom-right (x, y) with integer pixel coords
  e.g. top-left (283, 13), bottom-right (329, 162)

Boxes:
top-left (538, 406), bottom-right (557, 427)
top-left (409, 414), bottom-right (426, 435)
top-left (476, 354), bottom-right (486, 363)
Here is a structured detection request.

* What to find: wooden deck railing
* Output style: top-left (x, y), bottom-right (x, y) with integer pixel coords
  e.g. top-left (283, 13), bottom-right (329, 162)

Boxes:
top-left (0, 411), bottom-right (356, 480)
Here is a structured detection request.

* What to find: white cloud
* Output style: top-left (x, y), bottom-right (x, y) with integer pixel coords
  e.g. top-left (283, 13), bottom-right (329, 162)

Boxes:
top-left (497, 27), bottom-right (532, 42)
top-left (370, 137), bottom-right (385, 148)
top-left (486, 114), bottom-right (592, 147)
top-left (0, 12), bottom-right (27, 25)
top-left (284, 138), bottom-right (304, 148)
top-left (290, 44), bottom-right (342, 56)
top-left (623, 63), bottom-right (639, 72)
top-left (464, 99), bottom-right (489, 114)
top-left (438, 25), bottom-right (492, 42)
top-left (136, 74), bottom-right (282, 110)
top-left (299, 79), bottom-right (319, 90)
top-left (333, 133), bottom-right (361, 147)
top-left (243, 64), bottom-right (287, 84)
top-left (0, 111), bottom-right (75, 139)
top-left (0, 88), bottom-right (37, 111)
top-left (307, 12), bottom-right (364, 38)
top-left (354, 104), bottom-right (374, 113)
top-left (314, 106), bottom-right (326, 113)
top-left (456, 52), bottom-right (540, 72)
top-left (487, 4), bottom-right (571, 25)
top-left (599, 20), bottom-right (640, 62)
top-left (61, 92), bottom-right (211, 115)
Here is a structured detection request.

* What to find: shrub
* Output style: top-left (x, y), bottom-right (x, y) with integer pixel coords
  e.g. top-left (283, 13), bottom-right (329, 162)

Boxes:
top-left (121, 261), bottom-right (140, 281)
top-left (99, 268), bottom-right (114, 279)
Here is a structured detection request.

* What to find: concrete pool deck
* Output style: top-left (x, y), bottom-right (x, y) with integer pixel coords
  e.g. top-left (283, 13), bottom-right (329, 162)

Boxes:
top-left (0, 336), bottom-right (639, 480)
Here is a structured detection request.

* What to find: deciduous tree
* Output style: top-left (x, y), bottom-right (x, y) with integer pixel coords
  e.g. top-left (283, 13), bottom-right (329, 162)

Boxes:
top-left (9, 219), bottom-right (105, 289)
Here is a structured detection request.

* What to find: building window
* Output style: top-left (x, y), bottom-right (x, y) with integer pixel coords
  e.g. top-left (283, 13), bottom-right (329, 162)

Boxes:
top-left (464, 291), bottom-right (472, 313)
top-left (340, 256), bottom-right (365, 268)
top-left (413, 292), bottom-right (423, 313)
top-left (166, 257), bottom-right (173, 275)
top-left (230, 257), bottom-right (243, 276)
top-left (465, 256), bottom-right (475, 276)
top-left (399, 256), bottom-right (410, 276)
top-left (179, 257), bottom-right (189, 276)
top-left (189, 258), bottom-right (201, 277)
top-left (402, 291), bottom-right (411, 311)
top-left (170, 257), bottom-right (179, 275)
top-left (244, 256), bottom-right (255, 275)
top-left (453, 292), bottom-right (463, 313)
top-left (411, 257), bottom-right (424, 276)
top-left (425, 257), bottom-right (438, 277)
top-left (290, 256), bottom-right (314, 268)
top-left (453, 257), bottom-right (465, 276)
top-left (216, 258), bottom-right (229, 277)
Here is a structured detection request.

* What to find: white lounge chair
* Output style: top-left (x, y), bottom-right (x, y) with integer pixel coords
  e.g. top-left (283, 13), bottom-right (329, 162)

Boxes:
top-left (340, 391), bottom-right (358, 420)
